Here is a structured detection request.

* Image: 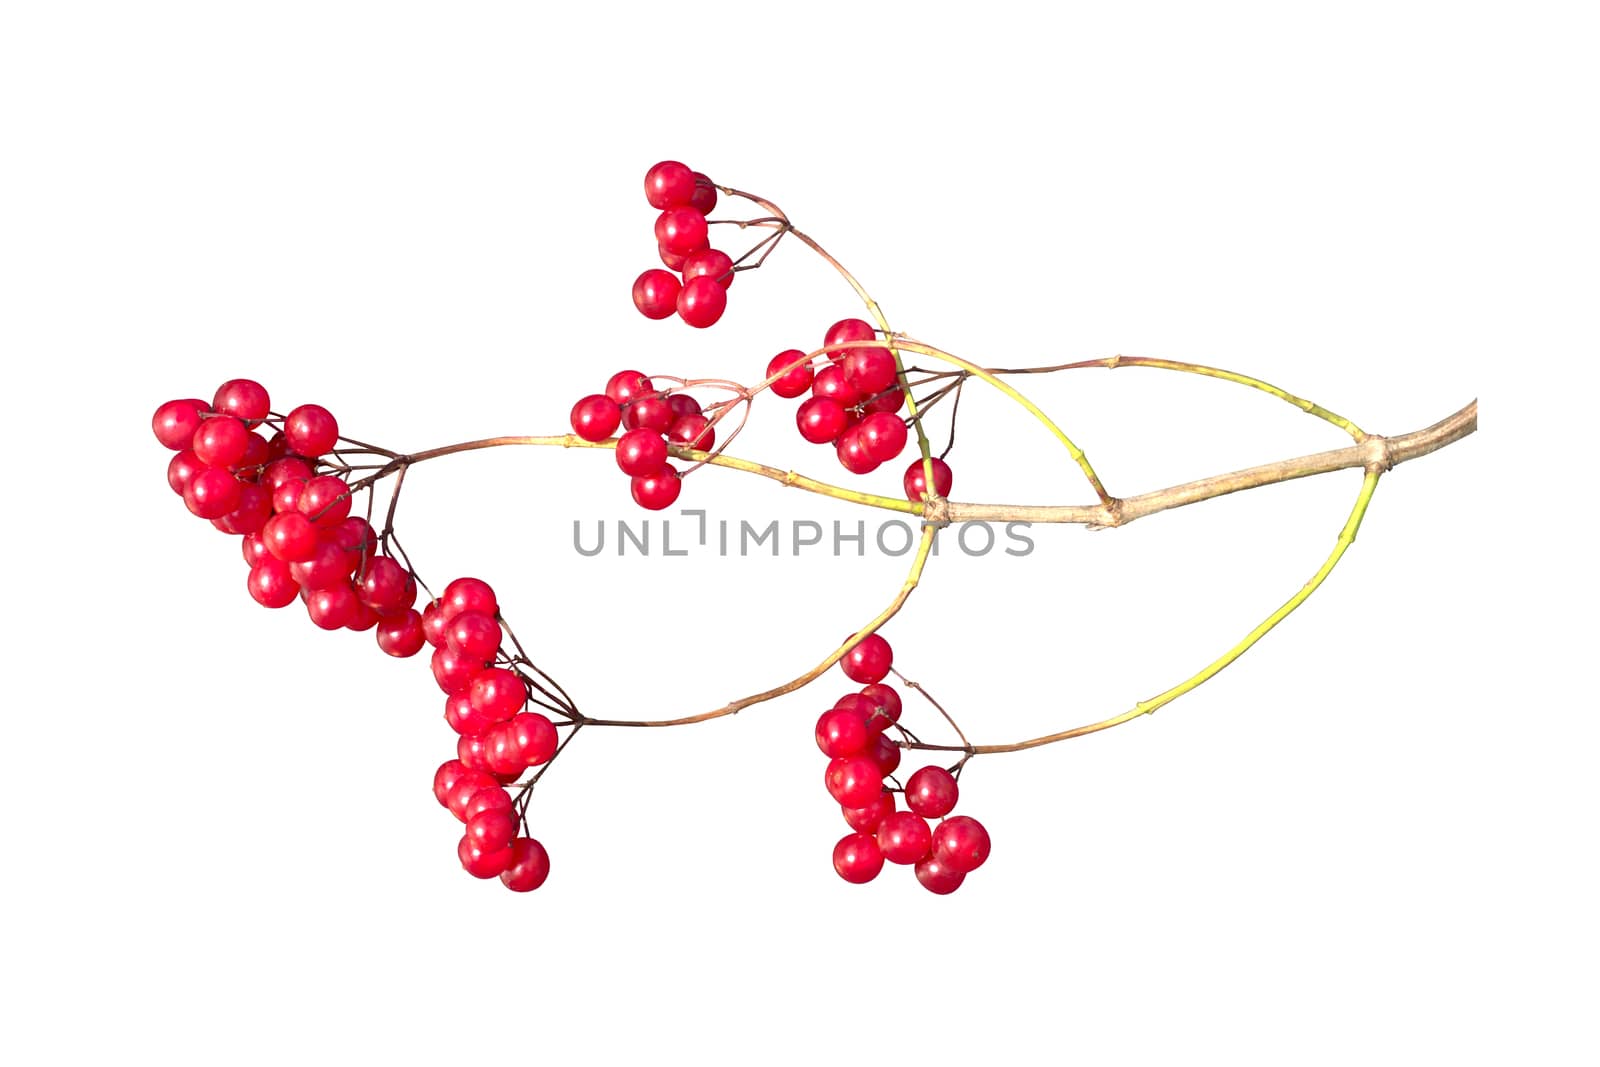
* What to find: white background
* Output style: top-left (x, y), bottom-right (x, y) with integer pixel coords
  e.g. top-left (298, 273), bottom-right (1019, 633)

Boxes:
top-left (2, 2), bottom-right (1592, 1064)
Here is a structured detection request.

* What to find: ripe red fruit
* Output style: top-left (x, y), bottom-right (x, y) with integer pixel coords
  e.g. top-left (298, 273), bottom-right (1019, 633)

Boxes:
top-left (823, 318), bottom-right (876, 365)
top-left (283, 404), bottom-right (339, 457)
top-left (677, 275), bottom-right (727, 328)
top-left (869, 733), bottom-right (902, 777)
top-left (422, 599), bottom-right (449, 648)
top-left (811, 364), bottom-right (863, 408)
top-left (858, 683), bottom-right (902, 731)
top-left (483, 723), bottom-right (526, 777)
top-left (263, 512), bottom-right (318, 562)
top-left (835, 428), bottom-right (881, 475)
top-left (570, 394), bottom-right (622, 441)
top-left (842, 791), bottom-right (896, 834)
top-left (796, 397), bottom-right (847, 444)
top-left (445, 771), bottom-right (499, 821)
top-left (682, 248), bottom-right (734, 289)
top-left (152, 399), bottom-right (208, 450)
top-left (508, 712), bottom-right (558, 766)
top-left (463, 787), bottom-right (512, 822)
top-left (605, 370), bottom-right (655, 408)
top-left (248, 559), bottom-right (300, 608)
top-left (297, 475), bottom-right (351, 527)
top-left (659, 244), bottom-right (687, 271)
top-left (654, 206), bottom-right (709, 257)
top-left (242, 532), bottom-right (272, 569)
top-left (843, 346), bottom-right (898, 396)
top-left (667, 414), bottom-right (714, 451)
top-left (261, 457), bottom-right (312, 492)
top-left (458, 835), bottom-right (514, 879)
top-left (666, 394), bottom-right (701, 419)
top-left (932, 815), bottom-right (990, 874)
top-left (233, 433), bottom-right (271, 480)
top-left (876, 811), bottom-right (932, 865)
top-left (631, 465), bottom-right (682, 510)
top-left (858, 412), bottom-right (908, 464)
top-left (842, 633), bottom-right (893, 684)
top-left (501, 838), bottom-right (551, 892)
top-left (344, 600), bottom-right (379, 632)
top-left (431, 646), bottom-right (482, 695)
top-left (287, 539), bottom-right (349, 590)
top-left (167, 450), bottom-right (205, 495)
top-left (192, 415), bottom-right (250, 469)
top-left (914, 854), bottom-right (966, 895)
top-left (865, 386), bottom-right (906, 415)
top-left (212, 379), bottom-right (270, 424)
top-left (688, 171), bottom-right (717, 215)
top-left (903, 457), bottom-right (954, 502)
top-left (434, 760), bottom-right (471, 807)
top-left (469, 667), bottom-right (527, 724)
top-left (466, 808), bottom-right (517, 853)
top-left (825, 756), bottom-right (883, 809)
top-left (214, 483), bottom-right (272, 535)
top-left (766, 349), bottom-right (814, 398)
top-left (632, 269), bottom-right (682, 320)
top-left (832, 832), bottom-right (885, 884)
top-left (184, 467), bottom-right (242, 519)
top-left (616, 428), bottom-right (668, 477)
top-left (357, 556), bottom-right (415, 613)
top-left (905, 766), bottom-right (959, 819)
top-left (440, 577), bottom-right (498, 623)
top-left (305, 584), bottom-right (358, 630)
top-left (816, 707), bottom-right (870, 758)
top-left (446, 611), bottom-right (501, 662)
top-left (375, 609), bottom-right (426, 658)
top-left (644, 160), bottom-right (696, 209)
top-left (622, 395), bottom-right (674, 433)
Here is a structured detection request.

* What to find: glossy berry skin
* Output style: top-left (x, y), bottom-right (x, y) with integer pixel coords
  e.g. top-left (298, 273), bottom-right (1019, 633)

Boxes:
top-left (375, 609), bottom-right (425, 658)
top-left (903, 456), bottom-right (954, 502)
top-left (421, 600), bottom-right (449, 648)
top-left (501, 838), bottom-right (551, 892)
top-left (433, 760), bottom-right (472, 807)
top-left (654, 207), bottom-right (708, 258)
top-left (305, 585), bottom-right (358, 630)
top-left (289, 540), bottom-right (353, 591)
top-left (463, 787), bottom-right (512, 822)
top-left (682, 248), bottom-right (734, 289)
top-left (842, 791), bottom-right (896, 834)
top-left (297, 475), bottom-right (351, 527)
top-left (842, 633), bottom-right (893, 684)
top-left (858, 683), bottom-right (903, 731)
top-left (914, 854), bottom-right (966, 895)
top-left (905, 766), bottom-right (959, 819)
top-left (152, 399), bottom-right (208, 450)
top-left (167, 450), bottom-right (205, 495)
top-left (468, 667), bottom-right (527, 724)
top-left (865, 386), bottom-right (906, 416)
top-left (431, 646), bottom-right (482, 695)
top-left (440, 577), bottom-right (498, 623)
top-left (605, 370), bottom-right (655, 408)
top-left (616, 428), bottom-right (668, 477)
top-left (644, 160), bottom-right (695, 209)
top-left (261, 457), bottom-right (313, 492)
top-left (843, 346), bottom-right (898, 396)
top-left (823, 318), bottom-right (876, 365)
top-left (466, 808), bottom-right (517, 853)
top-left (835, 428), bottom-right (881, 475)
top-left (622, 395), bottom-right (674, 434)
top-left (858, 412), bottom-right (908, 464)
top-left (570, 394), bottom-right (622, 441)
top-left (825, 756), bottom-right (883, 809)
top-left (869, 732), bottom-right (901, 778)
top-left (233, 433), bottom-right (271, 480)
top-left (796, 397), bottom-right (847, 444)
top-left (632, 269), bottom-right (682, 320)
top-left (832, 832), bottom-right (885, 884)
top-left (184, 467), bottom-right (241, 519)
top-left (666, 394), bottom-right (701, 419)
top-left (811, 364), bottom-right (863, 408)
top-left (192, 415), bottom-right (250, 469)
top-left (248, 559), bottom-right (300, 608)
top-left (631, 465), bottom-right (681, 510)
top-left (345, 600), bottom-right (379, 633)
top-left (932, 815), bottom-right (991, 874)
top-left (676, 275), bottom-right (726, 328)
top-left (876, 811), bottom-right (933, 865)
top-left (215, 484), bottom-right (271, 535)
top-left (357, 556), bottom-right (415, 613)
top-left (445, 770), bottom-right (499, 821)
top-left (688, 171), bottom-right (717, 215)
top-left (766, 350), bottom-right (813, 398)
top-left (658, 244), bottom-right (687, 271)
top-left (667, 414), bottom-right (714, 451)
top-left (283, 404), bottom-right (339, 457)
top-left (263, 512), bottom-right (318, 562)
top-left (446, 611), bottom-right (501, 662)
top-left (212, 379), bottom-right (270, 424)
top-left (815, 707), bottom-right (870, 758)
top-left (508, 712), bottom-right (558, 766)
top-left (242, 532), bottom-right (273, 568)
top-left (458, 835), bottom-right (514, 879)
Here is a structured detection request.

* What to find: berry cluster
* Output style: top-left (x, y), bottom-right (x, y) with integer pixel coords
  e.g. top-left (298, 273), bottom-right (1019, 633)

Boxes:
top-left (631, 160), bottom-right (729, 329)
top-left (815, 632), bottom-right (992, 894)
top-left (569, 369), bottom-right (716, 510)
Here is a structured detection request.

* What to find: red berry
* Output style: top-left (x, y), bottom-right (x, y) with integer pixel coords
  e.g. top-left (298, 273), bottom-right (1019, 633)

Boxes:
top-left (212, 379), bottom-right (270, 424)
top-left (835, 428), bottom-right (881, 475)
top-left (766, 349), bottom-right (814, 399)
top-left (622, 395), bottom-right (674, 433)
top-left (242, 532), bottom-right (272, 569)
top-left (570, 394), bottom-right (622, 441)
top-left (214, 483), bottom-right (272, 535)
top-left (605, 370), bottom-right (655, 408)
top-left (825, 756), bottom-right (883, 809)
top-left (357, 556), bottom-right (415, 613)
top-left (509, 713), bottom-right (558, 766)
top-left (263, 512), bottom-right (318, 562)
top-left (654, 207), bottom-right (708, 257)
top-left (167, 450), bottom-right (205, 495)
top-left (632, 269), bottom-right (682, 320)
top-left (815, 707), bottom-right (870, 758)
top-left (905, 766), bottom-right (959, 819)
top-left (677, 275), bottom-right (727, 328)
top-left (796, 397), bottom-right (847, 444)
top-left (468, 667), bottom-right (527, 724)
top-left (630, 465), bottom-right (681, 510)
top-left (152, 399), bottom-right (208, 450)
top-left (440, 577), bottom-right (497, 623)
top-left (446, 611), bottom-right (502, 662)
top-left (296, 475), bottom-right (351, 527)
top-left (842, 791), bottom-right (896, 834)
top-left (184, 467), bottom-right (241, 520)
top-left (483, 722), bottom-right (526, 777)
top-left (431, 646), bottom-right (482, 695)
top-left (865, 386), bottom-right (906, 416)
top-left (259, 458), bottom-right (311, 494)
top-left (682, 248), bottom-right (734, 289)
top-left (433, 760), bottom-right (471, 807)
top-left (305, 584), bottom-right (357, 630)
top-left (192, 415), bottom-right (249, 469)
top-left (832, 832), bottom-right (885, 884)
top-left (644, 160), bottom-right (696, 209)
top-left (465, 808), bottom-right (517, 853)
top-left (445, 771), bottom-right (499, 821)
top-left (458, 835), bottom-right (513, 879)
top-left (903, 457), bottom-right (954, 502)
top-left (876, 811), bottom-right (932, 865)
top-left (687, 172), bottom-right (717, 215)
top-left (667, 414), bottom-right (714, 451)
top-left (869, 732), bottom-right (902, 778)
top-left (858, 683), bottom-right (902, 731)
top-left (290, 539), bottom-right (354, 590)
top-left (233, 433), bottom-right (271, 481)
top-left (842, 633), bottom-right (893, 684)
top-left (344, 599), bottom-right (379, 633)
top-left (422, 599), bottom-right (449, 648)
top-left (375, 609), bottom-right (425, 658)
top-left (247, 559), bottom-right (300, 608)
top-left (501, 838), bottom-right (551, 892)
top-left (858, 412), bottom-right (908, 464)
top-left (659, 244), bottom-right (688, 271)
top-left (843, 346), bottom-right (898, 397)
top-left (283, 404), bottom-right (339, 457)
top-left (811, 364), bottom-right (863, 408)
top-left (932, 815), bottom-right (990, 874)
top-left (823, 318), bottom-right (876, 365)
top-left (914, 854), bottom-right (966, 895)
top-left (666, 394), bottom-right (701, 419)
top-left (616, 428), bottom-right (668, 477)
top-left (463, 786), bottom-right (512, 822)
